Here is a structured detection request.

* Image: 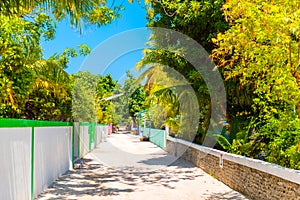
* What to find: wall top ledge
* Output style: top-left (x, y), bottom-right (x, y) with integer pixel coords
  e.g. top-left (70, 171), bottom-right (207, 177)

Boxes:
top-left (167, 136), bottom-right (300, 185)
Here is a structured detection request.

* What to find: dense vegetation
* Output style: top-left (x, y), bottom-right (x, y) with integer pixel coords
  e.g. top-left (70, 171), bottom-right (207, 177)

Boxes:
top-left (136, 0), bottom-right (300, 169)
top-left (1, 0), bottom-right (299, 169)
top-left (0, 0), bottom-right (120, 121)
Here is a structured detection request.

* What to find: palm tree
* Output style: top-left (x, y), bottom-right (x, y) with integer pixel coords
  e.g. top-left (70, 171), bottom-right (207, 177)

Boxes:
top-left (0, 0), bottom-right (118, 29)
top-left (136, 64), bottom-right (183, 134)
top-left (28, 59), bottom-right (72, 120)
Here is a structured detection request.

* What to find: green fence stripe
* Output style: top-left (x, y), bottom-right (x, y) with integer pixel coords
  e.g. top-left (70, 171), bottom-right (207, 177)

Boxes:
top-left (88, 122), bottom-right (92, 151)
top-left (79, 122), bottom-right (90, 126)
top-left (71, 122), bottom-right (75, 168)
top-left (91, 122), bottom-right (96, 151)
top-left (77, 124), bottom-right (80, 159)
top-left (30, 127), bottom-right (34, 200)
top-left (0, 119), bottom-right (71, 128)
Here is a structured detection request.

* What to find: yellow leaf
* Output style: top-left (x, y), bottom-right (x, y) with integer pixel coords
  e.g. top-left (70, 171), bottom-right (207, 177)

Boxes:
top-left (147, 9), bottom-right (154, 19)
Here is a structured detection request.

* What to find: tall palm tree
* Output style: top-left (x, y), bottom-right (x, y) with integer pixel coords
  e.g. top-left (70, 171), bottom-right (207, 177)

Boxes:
top-left (136, 64), bottom-right (183, 133)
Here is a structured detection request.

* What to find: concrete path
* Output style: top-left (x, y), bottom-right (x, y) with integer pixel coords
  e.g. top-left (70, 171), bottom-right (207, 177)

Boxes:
top-left (37, 133), bottom-right (250, 200)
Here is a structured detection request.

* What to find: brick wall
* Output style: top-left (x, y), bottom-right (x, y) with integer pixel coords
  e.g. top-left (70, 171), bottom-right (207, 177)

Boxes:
top-left (166, 137), bottom-right (300, 200)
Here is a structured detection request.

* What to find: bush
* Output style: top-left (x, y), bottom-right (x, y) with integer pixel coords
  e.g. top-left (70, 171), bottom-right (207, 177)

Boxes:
top-left (264, 118), bottom-right (300, 169)
top-left (229, 115), bottom-right (300, 170)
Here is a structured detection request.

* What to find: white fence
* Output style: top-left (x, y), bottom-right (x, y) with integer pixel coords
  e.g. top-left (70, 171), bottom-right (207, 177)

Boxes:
top-left (0, 119), bottom-right (108, 200)
top-left (34, 127), bottom-right (72, 198)
top-left (95, 125), bottom-right (109, 145)
top-left (76, 123), bottom-right (109, 160)
top-left (79, 125), bottom-right (89, 158)
top-left (0, 128), bottom-right (31, 200)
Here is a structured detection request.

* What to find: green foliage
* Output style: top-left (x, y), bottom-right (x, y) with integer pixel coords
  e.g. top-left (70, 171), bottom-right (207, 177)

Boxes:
top-left (135, 64), bottom-right (182, 134)
top-left (261, 116), bottom-right (300, 169)
top-left (140, 0), bottom-right (300, 170)
top-left (30, 59), bottom-right (72, 120)
top-left (0, 0), bottom-right (118, 121)
top-left (0, 14), bottom-right (53, 117)
top-left (128, 88), bottom-right (147, 117)
top-left (49, 45), bottom-right (91, 69)
top-left (95, 74), bottom-right (117, 124)
top-left (215, 134), bottom-right (232, 151)
top-left (0, 0), bottom-right (122, 30)
top-left (139, 0), bottom-right (228, 143)
top-left (212, 0), bottom-right (300, 121)
top-left (0, 12), bottom-right (92, 120)
top-left (227, 114), bottom-right (300, 169)
top-left (212, 124), bottom-right (231, 151)
top-left (209, 0), bottom-right (300, 169)
top-left (112, 71), bottom-right (147, 127)
top-left (72, 71), bottom-right (118, 123)
top-left (145, 0), bottom-right (228, 52)
top-left (71, 71), bottom-right (98, 122)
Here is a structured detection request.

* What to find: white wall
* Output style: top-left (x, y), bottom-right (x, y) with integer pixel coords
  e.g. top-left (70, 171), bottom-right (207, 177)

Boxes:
top-left (34, 127), bottom-right (72, 198)
top-left (79, 126), bottom-right (89, 158)
top-left (0, 123), bottom-right (108, 199)
top-left (73, 122), bottom-right (79, 160)
top-left (0, 128), bottom-right (31, 200)
top-left (95, 126), bottom-right (108, 146)
top-left (167, 136), bottom-right (300, 185)
top-left (95, 126), bottom-right (101, 145)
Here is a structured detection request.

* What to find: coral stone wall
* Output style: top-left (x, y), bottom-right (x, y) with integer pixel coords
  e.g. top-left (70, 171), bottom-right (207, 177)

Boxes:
top-left (166, 137), bottom-right (300, 200)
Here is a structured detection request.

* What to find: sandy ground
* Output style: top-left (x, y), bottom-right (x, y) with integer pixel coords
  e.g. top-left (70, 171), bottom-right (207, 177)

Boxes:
top-left (36, 133), bottom-right (250, 200)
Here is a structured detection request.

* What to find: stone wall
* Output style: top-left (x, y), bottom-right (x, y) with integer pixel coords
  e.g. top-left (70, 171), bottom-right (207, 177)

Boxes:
top-left (166, 137), bottom-right (300, 200)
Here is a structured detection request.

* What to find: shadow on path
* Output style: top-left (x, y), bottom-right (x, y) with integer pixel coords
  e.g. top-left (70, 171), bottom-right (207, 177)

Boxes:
top-left (204, 191), bottom-right (248, 200)
top-left (37, 157), bottom-right (203, 199)
top-left (37, 134), bottom-right (250, 200)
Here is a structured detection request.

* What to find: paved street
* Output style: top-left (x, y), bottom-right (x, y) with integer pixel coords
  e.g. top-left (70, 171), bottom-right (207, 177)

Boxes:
top-left (37, 133), bottom-right (250, 200)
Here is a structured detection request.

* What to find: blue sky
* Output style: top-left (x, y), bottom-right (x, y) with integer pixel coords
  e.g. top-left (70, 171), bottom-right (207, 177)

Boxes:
top-left (41, 1), bottom-right (149, 80)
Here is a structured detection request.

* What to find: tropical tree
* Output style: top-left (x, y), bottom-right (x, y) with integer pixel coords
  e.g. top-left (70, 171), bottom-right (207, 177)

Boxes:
top-left (95, 74), bottom-right (117, 124)
top-left (136, 0), bottom-right (229, 143)
top-left (146, 67), bottom-right (200, 140)
top-left (212, 0), bottom-right (300, 122)
top-left (72, 71), bottom-right (119, 123)
top-left (0, 13), bottom-right (55, 118)
top-left (0, 10), bottom-right (93, 120)
top-left (71, 71), bottom-right (98, 122)
top-left (113, 71), bottom-right (147, 127)
top-left (211, 0), bottom-right (300, 168)
top-left (144, 0), bottom-right (228, 52)
top-left (29, 45), bottom-right (90, 120)
top-left (0, 0), bottom-right (121, 29)
top-left (0, 0), bottom-right (121, 120)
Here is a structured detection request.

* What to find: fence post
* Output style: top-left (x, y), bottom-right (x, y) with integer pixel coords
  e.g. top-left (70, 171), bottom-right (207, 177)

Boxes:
top-left (88, 122), bottom-right (95, 151)
top-left (30, 125), bottom-right (35, 200)
top-left (88, 122), bottom-right (91, 151)
top-left (78, 123), bottom-right (80, 159)
top-left (71, 122), bottom-right (75, 168)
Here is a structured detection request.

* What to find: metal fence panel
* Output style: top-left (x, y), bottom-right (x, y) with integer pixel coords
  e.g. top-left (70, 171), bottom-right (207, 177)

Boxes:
top-left (79, 125), bottom-right (89, 158)
top-left (34, 127), bottom-right (72, 198)
top-left (149, 129), bottom-right (166, 149)
top-left (0, 128), bottom-right (31, 200)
